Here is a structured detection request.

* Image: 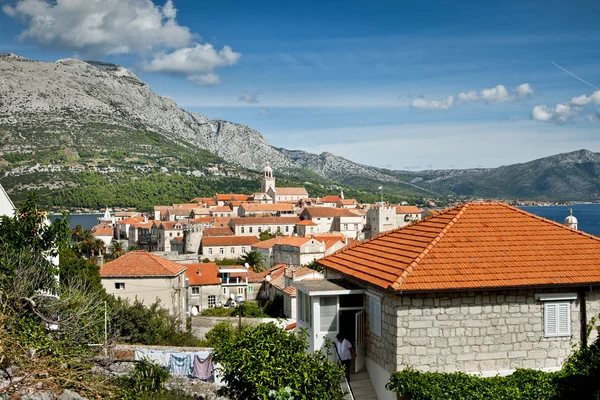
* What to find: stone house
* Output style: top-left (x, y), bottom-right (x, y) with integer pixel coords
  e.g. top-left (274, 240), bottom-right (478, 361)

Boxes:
top-left (213, 194), bottom-right (251, 206)
top-left (295, 203), bottom-right (600, 400)
top-left (228, 216), bottom-right (300, 237)
top-left (395, 205), bottom-right (423, 226)
top-left (250, 236), bottom-right (285, 267)
top-left (200, 235), bottom-right (260, 261)
top-left (154, 221), bottom-right (186, 252)
top-left (299, 207), bottom-right (362, 235)
top-left (90, 223), bottom-right (114, 247)
top-left (128, 220), bottom-right (153, 250)
top-left (266, 186), bottom-right (309, 203)
top-left (100, 251), bottom-right (187, 322)
top-left (296, 219), bottom-right (319, 236)
top-left (272, 236), bottom-right (346, 267)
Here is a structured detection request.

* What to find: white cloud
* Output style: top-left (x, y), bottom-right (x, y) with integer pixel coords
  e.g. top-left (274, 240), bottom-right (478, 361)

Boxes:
top-left (515, 83), bottom-right (535, 98)
top-left (569, 90), bottom-right (600, 106)
top-left (239, 92), bottom-right (260, 104)
top-left (410, 95), bottom-right (454, 110)
top-left (531, 103), bottom-right (578, 124)
top-left (3, 0), bottom-right (241, 85)
top-left (142, 44), bottom-right (240, 84)
top-left (188, 73), bottom-right (220, 86)
top-left (3, 0), bottom-right (192, 55)
top-left (414, 83), bottom-right (532, 111)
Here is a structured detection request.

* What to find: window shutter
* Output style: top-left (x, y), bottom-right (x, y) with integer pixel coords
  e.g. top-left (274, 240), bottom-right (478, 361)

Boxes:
top-left (544, 303), bottom-right (557, 336)
top-left (557, 303), bottom-right (570, 335)
top-left (369, 297), bottom-right (382, 337)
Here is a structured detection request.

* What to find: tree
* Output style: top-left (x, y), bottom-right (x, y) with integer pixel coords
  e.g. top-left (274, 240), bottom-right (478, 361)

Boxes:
top-left (108, 240), bottom-right (125, 259)
top-left (212, 322), bottom-right (345, 399)
top-left (239, 250), bottom-right (267, 272)
top-left (259, 230), bottom-right (276, 241)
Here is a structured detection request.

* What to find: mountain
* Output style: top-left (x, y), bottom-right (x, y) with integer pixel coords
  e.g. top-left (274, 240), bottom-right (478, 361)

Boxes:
top-left (0, 53), bottom-right (599, 206)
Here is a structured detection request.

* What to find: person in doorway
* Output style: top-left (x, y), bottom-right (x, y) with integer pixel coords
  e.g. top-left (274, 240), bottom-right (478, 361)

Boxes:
top-left (336, 333), bottom-right (356, 382)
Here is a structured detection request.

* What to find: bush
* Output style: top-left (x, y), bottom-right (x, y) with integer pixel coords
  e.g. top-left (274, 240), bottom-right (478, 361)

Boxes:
top-left (212, 322), bottom-right (345, 399)
top-left (200, 306), bottom-right (235, 317)
top-left (119, 363), bottom-right (170, 400)
top-left (263, 295), bottom-right (285, 318)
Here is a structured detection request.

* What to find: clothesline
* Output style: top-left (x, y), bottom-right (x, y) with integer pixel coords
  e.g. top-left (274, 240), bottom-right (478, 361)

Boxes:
top-left (133, 348), bottom-right (214, 380)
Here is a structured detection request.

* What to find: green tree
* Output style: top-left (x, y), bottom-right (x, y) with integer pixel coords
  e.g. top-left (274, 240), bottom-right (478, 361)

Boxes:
top-left (239, 250), bottom-right (267, 272)
top-left (259, 230), bottom-right (277, 241)
top-left (108, 240), bottom-right (125, 259)
top-left (59, 247), bottom-right (104, 293)
top-left (212, 322), bottom-right (345, 400)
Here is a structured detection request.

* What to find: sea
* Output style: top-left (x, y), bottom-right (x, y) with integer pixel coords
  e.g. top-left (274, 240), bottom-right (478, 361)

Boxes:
top-left (50, 213), bottom-right (103, 231)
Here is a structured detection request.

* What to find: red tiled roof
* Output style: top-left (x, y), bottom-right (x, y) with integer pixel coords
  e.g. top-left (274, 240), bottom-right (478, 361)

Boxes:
top-left (321, 196), bottom-right (342, 202)
top-left (285, 322), bottom-right (297, 331)
top-left (339, 199), bottom-right (358, 205)
top-left (272, 187), bottom-right (309, 195)
top-left (186, 263), bottom-right (221, 285)
top-left (91, 224), bottom-right (113, 236)
top-left (396, 206), bottom-right (423, 214)
top-left (251, 236), bottom-right (285, 249)
top-left (203, 227), bottom-right (235, 236)
top-left (274, 236), bottom-right (313, 247)
top-left (297, 220), bottom-right (317, 226)
top-left (118, 216), bottom-right (146, 225)
top-left (100, 251), bottom-right (186, 277)
top-left (213, 217), bottom-right (231, 227)
top-left (230, 217), bottom-right (300, 225)
top-left (172, 203), bottom-right (201, 209)
top-left (190, 217), bottom-right (213, 223)
top-left (283, 286), bottom-right (297, 296)
top-left (241, 203), bottom-right (295, 211)
top-left (158, 221), bottom-right (186, 229)
top-left (319, 202), bottom-right (600, 292)
top-left (303, 207), bottom-right (358, 218)
top-left (202, 236), bottom-right (260, 246)
top-left (215, 194), bottom-right (250, 201)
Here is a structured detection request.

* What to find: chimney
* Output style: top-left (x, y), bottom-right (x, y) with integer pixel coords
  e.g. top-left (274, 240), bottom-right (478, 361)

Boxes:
top-left (144, 215), bottom-right (148, 223)
top-left (97, 255), bottom-right (104, 267)
top-left (197, 268), bottom-right (202, 275)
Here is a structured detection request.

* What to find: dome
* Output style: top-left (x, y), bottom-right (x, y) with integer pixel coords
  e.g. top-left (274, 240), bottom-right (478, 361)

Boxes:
top-left (564, 209), bottom-right (578, 228)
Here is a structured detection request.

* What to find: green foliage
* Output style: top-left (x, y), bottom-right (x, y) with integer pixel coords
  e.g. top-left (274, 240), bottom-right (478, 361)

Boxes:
top-left (259, 230), bottom-right (277, 241)
top-left (119, 362), bottom-right (171, 400)
top-left (239, 250), bottom-right (267, 272)
top-left (386, 368), bottom-right (558, 400)
top-left (200, 306), bottom-right (236, 317)
top-left (202, 321), bottom-right (241, 348)
top-left (59, 247), bottom-right (104, 293)
top-left (214, 257), bottom-right (241, 266)
top-left (212, 323), bottom-right (345, 400)
top-left (303, 260), bottom-right (323, 273)
top-left (111, 298), bottom-right (202, 346)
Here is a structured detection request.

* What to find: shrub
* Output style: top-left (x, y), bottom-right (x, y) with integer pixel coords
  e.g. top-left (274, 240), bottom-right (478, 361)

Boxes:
top-left (119, 363), bottom-right (170, 399)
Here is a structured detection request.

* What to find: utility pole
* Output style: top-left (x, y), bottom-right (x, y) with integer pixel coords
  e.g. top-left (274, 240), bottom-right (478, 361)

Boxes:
top-left (104, 301), bottom-right (108, 357)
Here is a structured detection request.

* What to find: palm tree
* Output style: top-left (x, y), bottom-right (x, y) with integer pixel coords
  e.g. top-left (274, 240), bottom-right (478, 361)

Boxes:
top-left (239, 251), bottom-right (267, 273)
top-left (72, 224), bottom-right (83, 243)
top-left (108, 241), bottom-right (125, 259)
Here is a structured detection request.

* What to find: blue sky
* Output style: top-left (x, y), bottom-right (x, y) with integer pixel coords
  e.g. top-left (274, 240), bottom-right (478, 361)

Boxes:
top-left (1, 0), bottom-right (599, 170)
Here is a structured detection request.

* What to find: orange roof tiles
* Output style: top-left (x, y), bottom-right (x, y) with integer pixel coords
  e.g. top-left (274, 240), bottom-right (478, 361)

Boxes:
top-left (203, 227), bottom-right (235, 236)
top-left (91, 224), bottom-right (113, 236)
top-left (202, 236), bottom-right (260, 246)
top-left (274, 236), bottom-right (313, 247)
top-left (273, 187), bottom-right (309, 195)
top-left (215, 194), bottom-right (250, 201)
top-left (190, 217), bottom-right (213, 223)
top-left (241, 203), bottom-right (295, 211)
top-left (251, 236), bottom-right (285, 249)
top-left (321, 196), bottom-right (342, 203)
top-left (230, 217), bottom-right (300, 225)
top-left (297, 220), bottom-right (317, 226)
top-left (158, 221), bottom-right (186, 229)
top-left (283, 286), bottom-right (297, 296)
top-left (210, 206), bottom-right (233, 213)
top-left (172, 203), bottom-right (201, 209)
top-left (319, 202), bottom-right (600, 292)
top-left (100, 251), bottom-right (186, 277)
top-left (396, 206), bottom-right (423, 214)
top-left (118, 216), bottom-right (146, 225)
top-left (186, 263), bottom-right (221, 285)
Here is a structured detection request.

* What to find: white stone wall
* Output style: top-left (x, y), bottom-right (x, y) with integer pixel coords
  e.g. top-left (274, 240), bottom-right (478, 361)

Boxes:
top-left (365, 288), bottom-right (600, 375)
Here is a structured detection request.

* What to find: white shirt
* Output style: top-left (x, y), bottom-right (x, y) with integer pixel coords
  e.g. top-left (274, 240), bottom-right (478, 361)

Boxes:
top-left (336, 339), bottom-right (353, 361)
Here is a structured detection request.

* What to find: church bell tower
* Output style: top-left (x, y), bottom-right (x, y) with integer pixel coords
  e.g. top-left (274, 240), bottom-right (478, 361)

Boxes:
top-left (261, 161), bottom-right (276, 193)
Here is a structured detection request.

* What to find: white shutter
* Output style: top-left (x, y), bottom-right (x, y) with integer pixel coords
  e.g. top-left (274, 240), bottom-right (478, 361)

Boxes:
top-left (544, 303), bottom-right (557, 336)
top-left (557, 302), bottom-right (570, 336)
top-left (370, 297), bottom-right (382, 337)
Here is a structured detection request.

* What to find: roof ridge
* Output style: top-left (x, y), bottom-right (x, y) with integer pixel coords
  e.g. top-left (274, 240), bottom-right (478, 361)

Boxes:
top-left (389, 203), bottom-right (470, 290)
top-left (497, 202), bottom-right (600, 243)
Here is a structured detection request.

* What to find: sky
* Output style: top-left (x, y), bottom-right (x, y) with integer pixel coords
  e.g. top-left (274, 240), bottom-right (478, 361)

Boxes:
top-left (1, 0), bottom-right (599, 170)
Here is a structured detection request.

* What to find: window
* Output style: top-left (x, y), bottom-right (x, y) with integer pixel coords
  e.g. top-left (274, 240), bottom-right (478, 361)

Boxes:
top-left (343, 224), bottom-right (348, 230)
top-left (258, 227), bottom-right (262, 233)
top-left (241, 227), bottom-right (245, 233)
top-left (248, 285), bottom-right (253, 293)
top-left (242, 247), bottom-right (247, 254)
top-left (208, 248), bottom-right (213, 255)
top-left (223, 287), bottom-right (228, 295)
top-left (208, 295), bottom-right (216, 308)
top-left (249, 227), bottom-right (253, 233)
top-left (169, 233), bottom-right (173, 237)
top-left (115, 282), bottom-right (125, 290)
top-left (298, 291), bottom-right (312, 326)
top-left (320, 297), bottom-right (337, 332)
top-left (544, 302), bottom-right (571, 337)
top-left (231, 247), bottom-right (235, 254)
top-left (238, 287), bottom-right (244, 295)
top-left (219, 247), bottom-right (224, 255)
top-left (354, 224), bottom-right (358, 230)
top-left (285, 226), bottom-right (289, 232)
top-left (191, 287), bottom-right (199, 295)
top-left (369, 295), bottom-right (382, 337)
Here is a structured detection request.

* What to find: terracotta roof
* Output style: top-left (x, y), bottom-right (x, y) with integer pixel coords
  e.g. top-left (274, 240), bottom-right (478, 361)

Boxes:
top-left (251, 236), bottom-right (285, 249)
top-left (297, 220), bottom-right (317, 226)
top-left (215, 194), bottom-right (250, 201)
top-left (292, 267), bottom-right (324, 279)
top-left (322, 239), bottom-right (344, 250)
top-left (247, 270), bottom-right (265, 283)
top-left (186, 263), bottom-right (221, 285)
top-left (258, 263), bottom-right (287, 279)
top-left (210, 206), bottom-right (233, 213)
top-left (285, 322), bottom-right (297, 331)
top-left (130, 222), bottom-right (153, 229)
top-left (118, 216), bottom-right (146, 225)
top-left (91, 224), bottom-right (113, 236)
top-left (100, 251), bottom-right (186, 277)
top-left (190, 217), bottom-right (213, 223)
top-left (303, 207), bottom-right (359, 218)
top-left (230, 217), bottom-right (300, 225)
top-left (283, 286), bottom-right (297, 296)
top-left (319, 202), bottom-right (600, 292)
top-left (396, 206), bottom-right (423, 214)
top-left (172, 203), bottom-right (201, 209)
top-left (167, 208), bottom-right (194, 215)
top-left (321, 196), bottom-right (342, 203)
top-left (274, 236), bottom-right (313, 247)
top-left (213, 217), bottom-right (231, 227)
top-left (203, 227), bottom-right (235, 236)
top-left (272, 187), bottom-right (309, 195)
top-left (240, 203), bottom-right (295, 211)
top-left (202, 236), bottom-right (260, 246)
top-left (158, 221), bottom-right (186, 229)
top-left (339, 199), bottom-right (358, 205)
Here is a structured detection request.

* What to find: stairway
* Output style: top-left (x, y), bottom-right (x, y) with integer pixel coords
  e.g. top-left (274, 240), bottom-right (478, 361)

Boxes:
top-left (348, 371), bottom-right (379, 400)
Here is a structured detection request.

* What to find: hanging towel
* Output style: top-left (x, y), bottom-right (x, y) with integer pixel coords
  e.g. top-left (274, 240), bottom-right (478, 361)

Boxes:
top-left (192, 354), bottom-right (213, 380)
top-left (147, 351), bottom-right (171, 368)
top-left (133, 349), bottom-right (149, 361)
top-left (168, 352), bottom-right (193, 376)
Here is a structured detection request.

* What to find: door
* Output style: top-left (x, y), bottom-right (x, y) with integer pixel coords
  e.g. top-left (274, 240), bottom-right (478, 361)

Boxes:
top-left (354, 310), bottom-right (365, 372)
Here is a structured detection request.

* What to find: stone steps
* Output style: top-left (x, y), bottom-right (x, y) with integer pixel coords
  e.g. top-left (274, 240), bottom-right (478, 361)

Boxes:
top-left (349, 372), bottom-right (379, 400)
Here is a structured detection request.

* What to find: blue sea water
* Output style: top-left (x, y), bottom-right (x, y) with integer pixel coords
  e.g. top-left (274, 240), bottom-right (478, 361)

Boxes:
top-left (49, 214), bottom-right (102, 231)
top-left (519, 204), bottom-right (600, 238)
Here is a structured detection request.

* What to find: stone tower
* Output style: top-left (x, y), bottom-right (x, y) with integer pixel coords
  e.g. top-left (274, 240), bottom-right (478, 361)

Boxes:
top-left (365, 206), bottom-right (397, 239)
top-left (260, 161), bottom-right (276, 193)
top-left (564, 208), bottom-right (578, 230)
